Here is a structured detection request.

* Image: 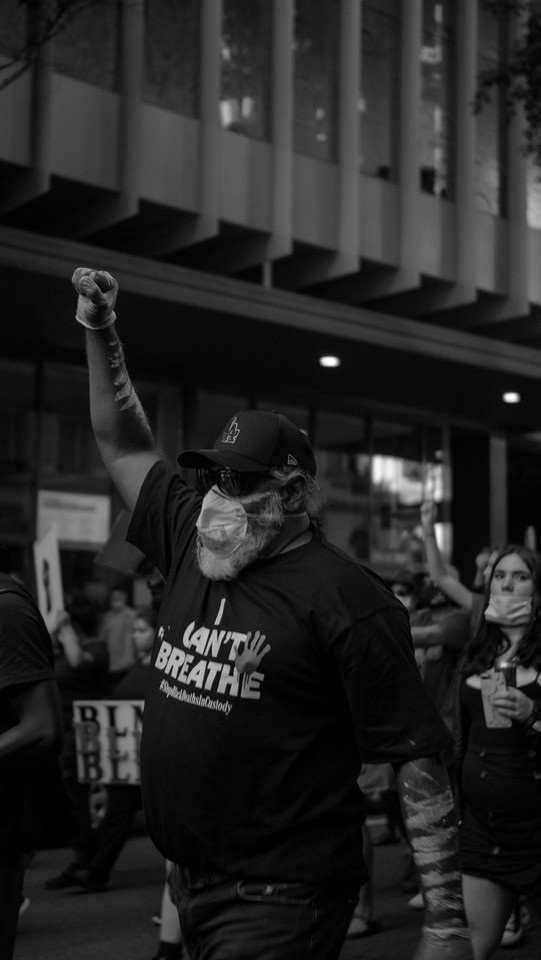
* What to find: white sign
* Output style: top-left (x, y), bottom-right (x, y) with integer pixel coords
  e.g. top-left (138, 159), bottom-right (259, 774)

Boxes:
top-left (33, 523), bottom-right (64, 632)
top-left (37, 490), bottom-right (111, 547)
top-left (73, 700), bottom-right (144, 785)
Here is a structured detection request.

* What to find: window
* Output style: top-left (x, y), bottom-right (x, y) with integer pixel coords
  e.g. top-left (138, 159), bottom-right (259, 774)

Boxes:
top-left (143, 0), bottom-right (200, 116)
top-left (0, 0), bottom-right (26, 60)
top-left (315, 411), bottom-right (449, 577)
top-left (41, 364), bottom-right (107, 479)
top-left (315, 411), bottom-right (371, 560)
top-left (294, 0), bottom-right (339, 161)
top-left (220, 0), bottom-right (271, 140)
top-left (360, 0), bottom-right (401, 180)
top-left (54, 1), bottom-right (120, 90)
top-left (420, 0), bottom-right (455, 198)
top-left (0, 360), bottom-right (36, 577)
top-left (475, 0), bottom-right (505, 216)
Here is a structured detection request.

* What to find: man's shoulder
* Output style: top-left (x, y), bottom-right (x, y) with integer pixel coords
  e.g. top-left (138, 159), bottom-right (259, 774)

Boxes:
top-left (129, 459), bottom-right (198, 531)
top-left (305, 533), bottom-right (401, 615)
top-left (0, 574), bottom-right (40, 619)
top-left (0, 572), bottom-right (32, 600)
top-left (312, 532), bottom-right (389, 582)
top-left (0, 575), bottom-right (55, 674)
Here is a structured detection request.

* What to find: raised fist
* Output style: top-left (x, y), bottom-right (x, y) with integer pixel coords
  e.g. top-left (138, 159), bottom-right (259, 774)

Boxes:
top-left (420, 500), bottom-right (437, 532)
top-left (71, 267), bottom-right (118, 329)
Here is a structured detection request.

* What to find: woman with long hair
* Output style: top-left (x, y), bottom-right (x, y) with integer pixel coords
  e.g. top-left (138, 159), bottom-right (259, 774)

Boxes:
top-left (456, 545), bottom-right (541, 959)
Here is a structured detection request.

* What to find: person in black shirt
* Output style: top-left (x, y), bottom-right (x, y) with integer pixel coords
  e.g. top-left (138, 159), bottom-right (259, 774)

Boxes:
top-left (68, 266), bottom-right (473, 960)
top-left (0, 573), bottom-right (63, 959)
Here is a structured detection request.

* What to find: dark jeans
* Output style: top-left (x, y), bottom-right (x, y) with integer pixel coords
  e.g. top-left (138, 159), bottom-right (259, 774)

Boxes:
top-left (168, 864), bottom-right (358, 960)
top-left (86, 784), bottom-right (142, 884)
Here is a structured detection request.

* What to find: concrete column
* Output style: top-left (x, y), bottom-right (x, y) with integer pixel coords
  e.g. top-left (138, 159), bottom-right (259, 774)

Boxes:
top-left (118, 0), bottom-right (144, 199)
top-left (454, 0), bottom-right (477, 288)
top-left (268, 0), bottom-right (295, 262)
top-left (505, 8), bottom-right (529, 303)
top-left (198, 0), bottom-right (222, 227)
top-left (337, 0), bottom-right (361, 260)
top-left (398, 0), bottom-right (422, 272)
top-left (490, 434), bottom-right (508, 548)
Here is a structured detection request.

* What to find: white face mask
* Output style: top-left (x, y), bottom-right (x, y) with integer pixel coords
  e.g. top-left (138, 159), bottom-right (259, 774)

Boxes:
top-left (484, 594), bottom-right (533, 627)
top-left (196, 487), bottom-right (248, 557)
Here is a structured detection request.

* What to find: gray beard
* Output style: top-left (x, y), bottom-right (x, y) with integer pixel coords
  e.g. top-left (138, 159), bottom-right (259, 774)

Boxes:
top-left (196, 489), bottom-right (284, 581)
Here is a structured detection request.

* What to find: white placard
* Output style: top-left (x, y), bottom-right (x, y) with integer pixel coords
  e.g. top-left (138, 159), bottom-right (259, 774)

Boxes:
top-left (37, 490), bottom-right (111, 547)
top-left (73, 700), bottom-right (144, 784)
top-left (33, 523), bottom-right (64, 632)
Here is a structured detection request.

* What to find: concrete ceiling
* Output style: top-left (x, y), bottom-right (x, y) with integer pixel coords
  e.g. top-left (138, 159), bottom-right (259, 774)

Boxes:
top-left (2, 221), bottom-right (541, 439)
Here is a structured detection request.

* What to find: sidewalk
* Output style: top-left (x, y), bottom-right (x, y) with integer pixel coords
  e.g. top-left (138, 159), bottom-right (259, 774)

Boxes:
top-left (15, 824), bottom-right (541, 960)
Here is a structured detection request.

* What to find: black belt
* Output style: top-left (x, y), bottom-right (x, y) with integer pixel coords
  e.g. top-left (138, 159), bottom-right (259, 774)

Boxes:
top-left (177, 864), bottom-right (231, 889)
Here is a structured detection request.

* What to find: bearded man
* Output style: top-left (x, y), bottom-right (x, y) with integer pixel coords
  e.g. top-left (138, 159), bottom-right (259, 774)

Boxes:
top-left (71, 267), bottom-right (473, 960)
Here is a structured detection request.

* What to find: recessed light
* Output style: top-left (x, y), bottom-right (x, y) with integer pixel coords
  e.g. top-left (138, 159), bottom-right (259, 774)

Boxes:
top-left (502, 392), bottom-right (521, 404)
top-left (319, 355), bottom-right (341, 368)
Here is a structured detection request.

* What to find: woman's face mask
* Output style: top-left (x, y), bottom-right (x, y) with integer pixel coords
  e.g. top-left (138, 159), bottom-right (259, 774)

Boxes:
top-left (196, 487), bottom-right (248, 557)
top-left (484, 594), bottom-right (533, 627)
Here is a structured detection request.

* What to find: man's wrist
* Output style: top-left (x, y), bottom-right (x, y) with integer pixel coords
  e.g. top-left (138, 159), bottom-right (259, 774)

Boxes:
top-left (76, 310), bottom-right (116, 330)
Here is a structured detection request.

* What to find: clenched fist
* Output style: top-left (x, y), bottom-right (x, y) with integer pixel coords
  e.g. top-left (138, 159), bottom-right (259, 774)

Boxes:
top-left (71, 267), bottom-right (118, 329)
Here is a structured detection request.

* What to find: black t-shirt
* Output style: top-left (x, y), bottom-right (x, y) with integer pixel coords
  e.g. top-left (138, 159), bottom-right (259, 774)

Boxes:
top-left (128, 461), bottom-right (451, 884)
top-left (0, 574), bottom-right (56, 851)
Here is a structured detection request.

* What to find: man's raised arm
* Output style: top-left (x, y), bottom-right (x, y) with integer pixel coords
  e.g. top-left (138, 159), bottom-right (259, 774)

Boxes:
top-left (72, 267), bottom-right (159, 512)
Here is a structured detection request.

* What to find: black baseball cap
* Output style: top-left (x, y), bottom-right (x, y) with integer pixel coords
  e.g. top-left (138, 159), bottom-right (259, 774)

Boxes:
top-left (177, 410), bottom-right (317, 477)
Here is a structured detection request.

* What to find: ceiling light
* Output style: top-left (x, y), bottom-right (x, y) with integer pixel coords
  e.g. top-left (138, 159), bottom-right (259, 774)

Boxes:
top-left (319, 355), bottom-right (341, 368)
top-left (502, 391), bottom-right (521, 404)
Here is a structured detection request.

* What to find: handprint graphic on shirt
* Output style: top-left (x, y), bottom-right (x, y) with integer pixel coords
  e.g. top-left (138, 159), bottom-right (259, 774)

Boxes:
top-left (234, 631), bottom-right (271, 676)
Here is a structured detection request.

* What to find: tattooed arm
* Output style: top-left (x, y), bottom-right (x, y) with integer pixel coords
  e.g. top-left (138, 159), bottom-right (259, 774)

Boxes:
top-left (395, 755), bottom-right (473, 960)
top-left (72, 268), bottom-right (159, 511)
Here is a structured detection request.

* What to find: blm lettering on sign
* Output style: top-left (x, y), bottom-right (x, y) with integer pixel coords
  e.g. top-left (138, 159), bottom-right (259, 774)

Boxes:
top-left (73, 700), bottom-right (144, 784)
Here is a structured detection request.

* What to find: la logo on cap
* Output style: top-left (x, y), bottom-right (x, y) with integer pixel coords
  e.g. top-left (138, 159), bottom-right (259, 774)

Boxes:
top-left (287, 454), bottom-right (299, 466)
top-left (221, 417), bottom-right (240, 445)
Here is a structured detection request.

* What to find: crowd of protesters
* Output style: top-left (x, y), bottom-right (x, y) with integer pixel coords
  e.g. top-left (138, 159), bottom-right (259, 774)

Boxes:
top-left (5, 504), bottom-right (541, 960)
top-left (2, 261), bottom-right (539, 960)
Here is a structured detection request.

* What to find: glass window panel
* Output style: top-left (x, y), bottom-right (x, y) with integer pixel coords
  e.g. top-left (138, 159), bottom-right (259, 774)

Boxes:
top-left (0, 359), bottom-right (35, 476)
top-left (370, 420), bottom-right (447, 575)
top-left (54, 1), bottom-right (120, 90)
top-left (475, 0), bottom-right (504, 216)
top-left (314, 411), bottom-right (370, 560)
top-left (527, 156), bottom-right (541, 229)
top-left (294, 0), bottom-right (339, 162)
top-left (41, 363), bottom-right (108, 480)
top-left (360, 0), bottom-right (401, 180)
top-left (420, 0), bottom-right (455, 198)
top-left (0, 0), bottom-right (26, 59)
top-left (143, 0), bottom-right (199, 116)
top-left (220, 0), bottom-right (271, 140)
top-left (0, 360), bottom-right (36, 579)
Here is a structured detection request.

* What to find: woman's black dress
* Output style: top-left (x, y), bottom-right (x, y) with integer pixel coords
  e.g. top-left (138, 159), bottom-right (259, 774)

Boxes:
top-left (459, 678), bottom-right (541, 893)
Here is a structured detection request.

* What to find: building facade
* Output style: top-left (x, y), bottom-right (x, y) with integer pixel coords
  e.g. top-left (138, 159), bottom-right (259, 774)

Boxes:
top-left (1, 0), bottom-right (541, 592)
